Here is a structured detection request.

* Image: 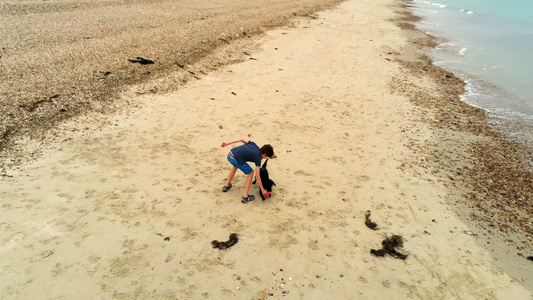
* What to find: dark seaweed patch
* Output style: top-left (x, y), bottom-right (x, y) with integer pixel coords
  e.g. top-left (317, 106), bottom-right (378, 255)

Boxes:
top-left (365, 210), bottom-right (378, 230)
top-left (370, 235), bottom-right (407, 260)
top-left (128, 57), bottom-right (155, 65)
top-left (211, 233), bottom-right (239, 250)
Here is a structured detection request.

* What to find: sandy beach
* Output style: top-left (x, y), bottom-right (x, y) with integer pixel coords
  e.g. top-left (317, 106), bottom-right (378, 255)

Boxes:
top-left (1, 0), bottom-right (533, 299)
top-left (0, 0), bottom-right (343, 159)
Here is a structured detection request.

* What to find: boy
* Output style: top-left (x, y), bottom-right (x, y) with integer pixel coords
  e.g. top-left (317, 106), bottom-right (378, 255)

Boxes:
top-left (221, 138), bottom-right (274, 203)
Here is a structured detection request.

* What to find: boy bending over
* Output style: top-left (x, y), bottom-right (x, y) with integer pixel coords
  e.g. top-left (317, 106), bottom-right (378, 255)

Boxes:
top-left (221, 138), bottom-right (274, 203)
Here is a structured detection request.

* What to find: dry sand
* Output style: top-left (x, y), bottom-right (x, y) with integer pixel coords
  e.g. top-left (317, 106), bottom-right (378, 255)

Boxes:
top-left (0, 0), bottom-right (342, 160)
top-left (1, 0), bottom-right (533, 299)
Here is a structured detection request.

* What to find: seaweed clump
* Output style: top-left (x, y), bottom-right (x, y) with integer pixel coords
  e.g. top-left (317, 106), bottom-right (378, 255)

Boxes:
top-left (365, 210), bottom-right (378, 230)
top-left (211, 233), bottom-right (239, 250)
top-left (370, 235), bottom-right (408, 260)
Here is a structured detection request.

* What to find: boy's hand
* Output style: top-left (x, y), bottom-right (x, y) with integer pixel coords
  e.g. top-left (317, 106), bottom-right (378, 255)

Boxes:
top-left (221, 142), bottom-right (228, 147)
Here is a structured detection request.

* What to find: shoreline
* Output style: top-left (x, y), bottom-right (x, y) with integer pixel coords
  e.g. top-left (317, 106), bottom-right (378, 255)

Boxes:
top-left (408, 0), bottom-right (533, 153)
top-left (393, 1), bottom-right (533, 288)
top-left (1, 0), bottom-right (532, 298)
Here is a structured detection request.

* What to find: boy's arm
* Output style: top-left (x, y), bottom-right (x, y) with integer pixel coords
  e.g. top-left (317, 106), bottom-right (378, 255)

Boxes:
top-left (221, 138), bottom-right (249, 148)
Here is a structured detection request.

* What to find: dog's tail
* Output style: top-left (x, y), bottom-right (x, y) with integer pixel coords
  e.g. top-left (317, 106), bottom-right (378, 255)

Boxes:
top-left (262, 158), bottom-right (269, 168)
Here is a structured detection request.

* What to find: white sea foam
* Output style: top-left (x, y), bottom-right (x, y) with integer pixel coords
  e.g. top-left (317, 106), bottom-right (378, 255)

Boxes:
top-left (438, 42), bottom-right (457, 47)
top-left (434, 43), bottom-right (458, 52)
top-left (419, 21), bottom-right (444, 27)
top-left (459, 9), bottom-right (474, 14)
top-left (483, 66), bottom-right (500, 71)
top-left (428, 2), bottom-right (447, 8)
top-left (459, 48), bottom-right (467, 55)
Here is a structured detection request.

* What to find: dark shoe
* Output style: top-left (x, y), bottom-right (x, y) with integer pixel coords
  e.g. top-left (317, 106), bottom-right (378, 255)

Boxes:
top-left (241, 195), bottom-right (255, 203)
top-left (222, 183), bottom-right (232, 192)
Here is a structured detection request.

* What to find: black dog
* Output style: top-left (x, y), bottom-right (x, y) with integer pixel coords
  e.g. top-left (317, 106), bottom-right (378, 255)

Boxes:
top-left (252, 159), bottom-right (276, 200)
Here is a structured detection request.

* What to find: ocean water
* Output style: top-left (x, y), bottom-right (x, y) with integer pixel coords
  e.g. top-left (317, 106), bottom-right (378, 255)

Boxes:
top-left (409, 0), bottom-right (533, 147)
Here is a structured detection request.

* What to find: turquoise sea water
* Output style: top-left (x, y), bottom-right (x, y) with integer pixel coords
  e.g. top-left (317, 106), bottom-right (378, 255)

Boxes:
top-left (409, 0), bottom-right (533, 147)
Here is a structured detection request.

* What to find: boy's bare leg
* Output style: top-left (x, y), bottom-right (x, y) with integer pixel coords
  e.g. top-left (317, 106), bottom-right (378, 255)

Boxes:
top-left (243, 171), bottom-right (254, 197)
top-left (225, 167), bottom-right (238, 187)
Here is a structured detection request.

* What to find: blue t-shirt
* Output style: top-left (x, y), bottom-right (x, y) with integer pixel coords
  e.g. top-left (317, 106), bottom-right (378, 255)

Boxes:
top-left (231, 141), bottom-right (262, 167)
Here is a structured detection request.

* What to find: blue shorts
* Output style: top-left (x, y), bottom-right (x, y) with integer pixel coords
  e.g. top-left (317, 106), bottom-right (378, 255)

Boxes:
top-left (227, 153), bottom-right (253, 175)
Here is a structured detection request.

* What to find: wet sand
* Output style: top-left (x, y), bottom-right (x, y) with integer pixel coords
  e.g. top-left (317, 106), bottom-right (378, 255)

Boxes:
top-left (1, 0), bottom-right (533, 298)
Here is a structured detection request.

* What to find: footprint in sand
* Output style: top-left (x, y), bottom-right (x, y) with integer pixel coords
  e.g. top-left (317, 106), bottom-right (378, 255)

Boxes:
top-left (294, 170), bottom-right (313, 176)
